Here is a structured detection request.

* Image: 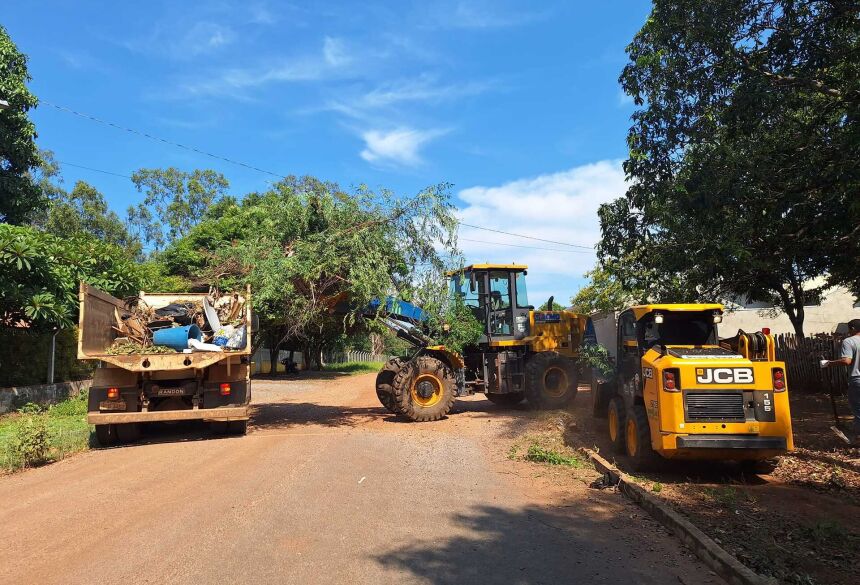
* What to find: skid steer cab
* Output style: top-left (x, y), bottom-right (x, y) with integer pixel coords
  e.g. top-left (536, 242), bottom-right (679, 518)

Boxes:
top-left (376, 264), bottom-right (590, 422)
top-left (591, 304), bottom-right (793, 471)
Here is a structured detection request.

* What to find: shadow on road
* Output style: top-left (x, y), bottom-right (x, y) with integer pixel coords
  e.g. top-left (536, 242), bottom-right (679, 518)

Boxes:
top-left (373, 503), bottom-right (667, 585)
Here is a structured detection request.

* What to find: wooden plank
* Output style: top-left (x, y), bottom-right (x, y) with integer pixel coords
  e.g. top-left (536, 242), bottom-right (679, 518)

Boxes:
top-left (87, 406), bottom-right (249, 424)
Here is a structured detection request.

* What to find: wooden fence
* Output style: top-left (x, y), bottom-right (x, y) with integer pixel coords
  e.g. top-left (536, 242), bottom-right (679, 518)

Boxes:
top-left (774, 333), bottom-right (848, 395)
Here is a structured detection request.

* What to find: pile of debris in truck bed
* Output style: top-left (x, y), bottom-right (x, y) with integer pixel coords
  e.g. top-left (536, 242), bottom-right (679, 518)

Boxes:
top-left (106, 289), bottom-right (247, 355)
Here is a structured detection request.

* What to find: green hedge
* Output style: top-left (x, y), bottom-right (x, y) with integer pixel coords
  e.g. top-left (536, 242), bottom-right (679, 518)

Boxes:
top-left (0, 328), bottom-right (94, 388)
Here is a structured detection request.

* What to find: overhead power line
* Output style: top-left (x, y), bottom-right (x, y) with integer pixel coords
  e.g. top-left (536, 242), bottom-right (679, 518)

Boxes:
top-left (458, 222), bottom-right (594, 250)
top-left (56, 161), bottom-right (132, 179)
top-left (458, 237), bottom-right (591, 253)
top-left (41, 100), bottom-right (289, 180)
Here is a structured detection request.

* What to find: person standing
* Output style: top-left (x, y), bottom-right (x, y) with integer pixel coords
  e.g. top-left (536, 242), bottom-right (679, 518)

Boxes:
top-left (823, 319), bottom-right (860, 444)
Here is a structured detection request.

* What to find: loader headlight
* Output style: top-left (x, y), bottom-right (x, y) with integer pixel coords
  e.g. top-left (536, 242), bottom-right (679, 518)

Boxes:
top-left (713, 312), bottom-right (723, 324)
top-left (654, 313), bottom-right (664, 324)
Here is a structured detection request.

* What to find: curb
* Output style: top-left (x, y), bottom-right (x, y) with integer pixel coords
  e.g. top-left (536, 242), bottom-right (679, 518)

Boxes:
top-left (582, 448), bottom-right (777, 585)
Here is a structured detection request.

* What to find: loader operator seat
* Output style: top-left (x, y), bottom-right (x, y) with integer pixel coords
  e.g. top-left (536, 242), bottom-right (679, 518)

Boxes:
top-left (490, 290), bottom-right (505, 310)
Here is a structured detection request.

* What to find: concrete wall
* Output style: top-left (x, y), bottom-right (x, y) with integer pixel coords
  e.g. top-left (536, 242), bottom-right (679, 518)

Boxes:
top-left (0, 379), bottom-right (92, 414)
top-left (722, 286), bottom-right (860, 336)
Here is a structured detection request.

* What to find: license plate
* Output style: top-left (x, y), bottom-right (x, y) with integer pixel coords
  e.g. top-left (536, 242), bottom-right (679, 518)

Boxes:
top-left (155, 388), bottom-right (185, 396)
top-left (99, 400), bottom-right (127, 411)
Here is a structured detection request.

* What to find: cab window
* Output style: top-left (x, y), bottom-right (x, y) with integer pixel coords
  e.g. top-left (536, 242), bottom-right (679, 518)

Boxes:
top-left (450, 274), bottom-right (481, 308)
top-left (515, 272), bottom-right (529, 308)
top-left (488, 271), bottom-right (511, 310)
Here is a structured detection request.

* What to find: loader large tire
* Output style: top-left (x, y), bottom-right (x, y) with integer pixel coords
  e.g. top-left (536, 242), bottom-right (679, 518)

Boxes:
top-left (524, 352), bottom-right (578, 409)
top-left (391, 355), bottom-right (456, 422)
top-left (376, 357), bottom-right (405, 414)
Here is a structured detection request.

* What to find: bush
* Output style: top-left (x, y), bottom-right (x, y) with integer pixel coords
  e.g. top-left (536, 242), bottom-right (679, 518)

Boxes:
top-left (10, 414), bottom-right (50, 467)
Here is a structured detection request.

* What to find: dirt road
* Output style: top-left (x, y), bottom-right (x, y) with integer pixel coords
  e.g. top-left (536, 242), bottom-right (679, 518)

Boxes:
top-left (0, 373), bottom-right (723, 585)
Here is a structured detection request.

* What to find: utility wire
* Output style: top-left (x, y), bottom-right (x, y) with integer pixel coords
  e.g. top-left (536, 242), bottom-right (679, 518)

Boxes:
top-left (459, 222), bottom-right (593, 249)
top-left (41, 100), bottom-right (289, 180)
top-left (56, 161), bottom-right (132, 179)
top-left (458, 237), bottom-right (591, 253)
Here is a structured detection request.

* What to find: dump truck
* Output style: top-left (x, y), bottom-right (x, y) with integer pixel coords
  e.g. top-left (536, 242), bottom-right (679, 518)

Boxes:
top-left (79, 283), bottom-right (253, 446)
top-left (590, 304), bottom-right (793, 471)
top-left (376, 264), bottom-right (590, 421)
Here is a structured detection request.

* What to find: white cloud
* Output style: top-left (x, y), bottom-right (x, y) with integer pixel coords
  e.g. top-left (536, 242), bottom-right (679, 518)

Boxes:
top-left (456, 160), bottom-right (628, 305)
top-left (424, 1), bottom-right (547, 29)
top-left (171, 36), bottom-right (355, 99)
top-left (359, 127), bottom-right (448, 167)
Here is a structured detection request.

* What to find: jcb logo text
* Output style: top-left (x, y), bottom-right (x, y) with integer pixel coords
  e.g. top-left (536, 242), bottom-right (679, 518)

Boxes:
top-left (695, 368), bottom-right (754, 385)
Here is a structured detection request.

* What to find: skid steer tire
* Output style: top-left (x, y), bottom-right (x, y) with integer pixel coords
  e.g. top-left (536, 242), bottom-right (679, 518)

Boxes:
top-left (391, 355), bottom-right (456, 422)
top-left (375, 357), bottom-right (405, 414)
top-left (607, 397), bottom-right (626, 454)
top-left (590, 375), bottom-right (612, 419)
top-left (524, 352), bottom-right (578, 409)
top-left (625, 404), bottom-right (658, 471)
top-left (485, 392), bottom-right (525, 407)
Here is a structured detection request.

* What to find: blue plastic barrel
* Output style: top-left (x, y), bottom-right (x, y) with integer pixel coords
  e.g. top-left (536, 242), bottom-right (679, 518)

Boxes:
top-left (152, 324), bottom-right (202, 350)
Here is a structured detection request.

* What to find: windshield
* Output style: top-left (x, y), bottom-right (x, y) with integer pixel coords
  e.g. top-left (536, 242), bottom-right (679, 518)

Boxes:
top-left (640, 312), bottom-right (717, 347)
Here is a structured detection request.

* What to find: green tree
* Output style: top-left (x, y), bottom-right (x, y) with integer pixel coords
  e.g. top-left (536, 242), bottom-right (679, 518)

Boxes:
top-left (570, 261), bottom-right (643, 314)
top-left (602, 0), bottom-right (860, 336)
top-left (158, 176), bottom-right (460, 369)
top-left (0, 224), bottom-right (146, 330)
top-left (0, 25), bottom-right (42, 224)
top-left (128, 168), bottom-right (229, 250)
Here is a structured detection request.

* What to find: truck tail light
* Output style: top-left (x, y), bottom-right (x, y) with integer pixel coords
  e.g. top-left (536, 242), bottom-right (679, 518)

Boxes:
top-left (219, 383), bottom-right (231, 396)
top-left (662, 369), bottom-right (679, 392)
top-left (107, 387), bottom-right (119, 400)
top-left (772, 368), bottom-right (786, 392)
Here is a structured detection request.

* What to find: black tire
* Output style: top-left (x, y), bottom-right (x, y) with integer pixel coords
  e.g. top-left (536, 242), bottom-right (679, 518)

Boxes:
top-left (607, 397), bottom-right (627, 454)
top-left (376, 357), bottom-right (405, 413)
top-left (94, 424), bottom-right (118, 447)
top-left (625, 404), bottom-right (658, 471)
top-left (591, 374), bottom-right (612, 419)
top-left (485, 392), bottom-right (525, 407)
top-left (228, 420), bottom-right (248, 435)
top-left (116, 423), bottom-right (141, 443)
top-left (740, 458), bottom-right (778, 475)
top-left (524, 352), bottom-right (578, 409)
top-left (209, 421), bottom-right (229, 434)
top-left (391, 355), bottom-right (456, 422)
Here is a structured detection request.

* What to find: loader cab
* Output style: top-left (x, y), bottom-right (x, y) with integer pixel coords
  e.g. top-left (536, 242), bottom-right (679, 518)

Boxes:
top-left (617, 304), bottom-right (723, 362)
top-left (448, 264), bottom-right (532, 342)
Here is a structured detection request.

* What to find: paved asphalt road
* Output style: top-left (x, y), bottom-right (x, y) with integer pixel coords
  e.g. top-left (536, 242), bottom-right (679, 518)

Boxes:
top-left (0, 373), bottom-right (724, 585)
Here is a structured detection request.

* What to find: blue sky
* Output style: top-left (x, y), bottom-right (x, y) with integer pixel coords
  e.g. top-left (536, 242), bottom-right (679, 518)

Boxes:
top-left (5, 0), bottom-right (649, 305)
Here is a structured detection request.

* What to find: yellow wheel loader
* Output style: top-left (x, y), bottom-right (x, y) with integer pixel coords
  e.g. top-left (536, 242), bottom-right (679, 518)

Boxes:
top-left (592, 304), bottom-right (793, 471)
top-left (376, 264), bottom-right (590, 421)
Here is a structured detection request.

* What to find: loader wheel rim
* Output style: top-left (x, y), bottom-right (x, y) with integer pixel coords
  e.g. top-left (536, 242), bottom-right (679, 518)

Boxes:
top-left (608, 407), bottom-right (619, 442)
top-left (543, 366), bottom-right (569, 398)
top-left (411, 373), bottom-right (444, 407)
top-left (626, 419), bottom-right (637, 456)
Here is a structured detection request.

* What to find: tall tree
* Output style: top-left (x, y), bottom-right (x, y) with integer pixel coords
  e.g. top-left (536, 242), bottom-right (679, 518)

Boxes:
top-left (601, 0), bottom-right (860, 335)
top-left (128, 167), bottom-right (229, 250)
top-left (0, 25), bottom-right (41, 224)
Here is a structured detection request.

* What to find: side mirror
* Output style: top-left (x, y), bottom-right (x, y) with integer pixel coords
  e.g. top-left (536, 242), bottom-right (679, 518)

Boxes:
top-left (469, 271), bottom-right (477, 293)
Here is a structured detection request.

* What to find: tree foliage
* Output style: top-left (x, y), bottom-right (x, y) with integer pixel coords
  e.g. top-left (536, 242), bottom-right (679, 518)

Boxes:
top-left (128, 167), bottom-right (229, 250)
top-left (0, 24), bottom-right (42, 224)
top-left (0, 224), bottom-right (146, 330)
top-left (600, 0), bottom-right (860, 335)
top-left (570, 261), bottom-right (644, 314)
top-left (156, 176), bottom-right (460, 368)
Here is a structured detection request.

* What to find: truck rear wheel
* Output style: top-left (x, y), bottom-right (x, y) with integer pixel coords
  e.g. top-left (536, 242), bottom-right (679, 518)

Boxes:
top-left (485, 392), bottom-right (525, 407)
top-left (376, 357), bottom-right (405, 413)
top-left (228, 420), bottom-right (248, 435)
top-left (391, 356), bottom-right (456, 422)
top-left (116, 423), bottom-right (141, 443)
top-left (625, 404), bottom-right (657, 471)
top-left (94, 424), bottom-right (118, 447)
top-left (607, 398), bottom-right (626, 453)
top-left (525, 352), bottom-right (578, 409)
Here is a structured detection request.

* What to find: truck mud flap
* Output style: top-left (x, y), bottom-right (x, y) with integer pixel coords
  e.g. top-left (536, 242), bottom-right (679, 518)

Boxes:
top-left (87, 406), bottom-right (249, 424)
top-left (676, 435), bottom-right (787, 450)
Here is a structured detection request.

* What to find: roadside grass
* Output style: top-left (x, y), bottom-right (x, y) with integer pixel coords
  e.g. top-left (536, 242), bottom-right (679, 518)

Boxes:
top-left (322, 361), bottom-right (384, 374)
top-left (525, 443), bottom-right (584, 467)
top-left (0, 392), bottom-right (91, 472)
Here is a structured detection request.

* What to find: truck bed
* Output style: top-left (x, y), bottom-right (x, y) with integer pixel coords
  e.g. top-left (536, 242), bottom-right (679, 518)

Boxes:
top-left (78, 283), bottom-right (252, 372)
